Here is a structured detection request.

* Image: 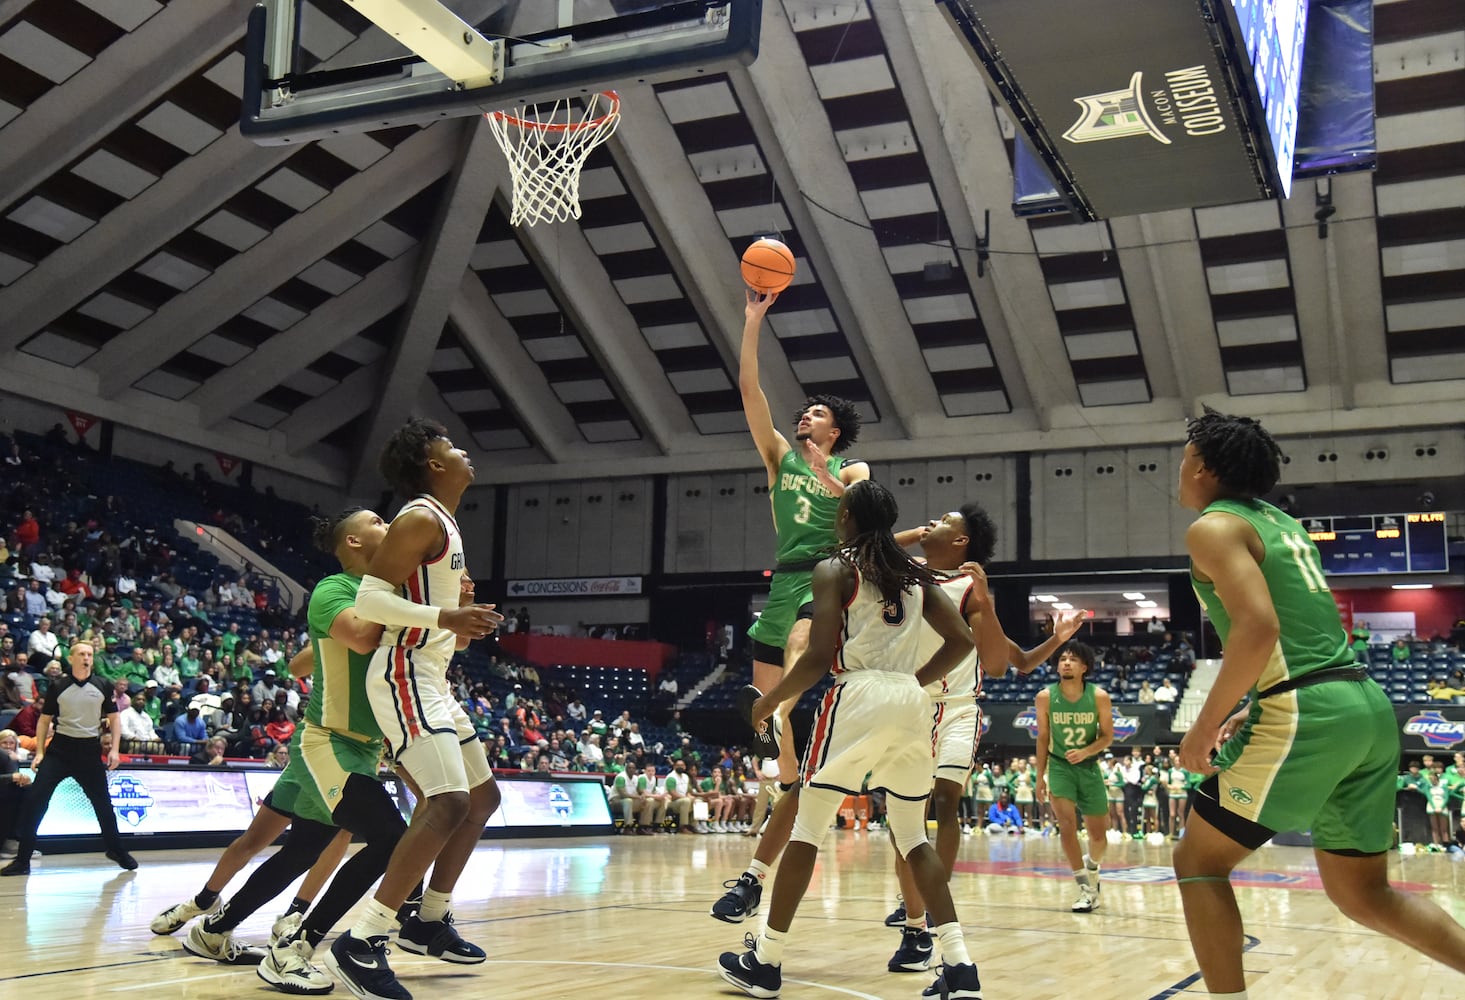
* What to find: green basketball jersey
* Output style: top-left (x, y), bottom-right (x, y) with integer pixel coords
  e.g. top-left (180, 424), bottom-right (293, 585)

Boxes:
top-left (1190, 499), bottom-right (1354, 692)
top-left (306, 573), bottom-right (384, 745)
top-left (1046, 682), bottom-right (1100, 757)
top-left (770, 448), bottom-right (847, 564)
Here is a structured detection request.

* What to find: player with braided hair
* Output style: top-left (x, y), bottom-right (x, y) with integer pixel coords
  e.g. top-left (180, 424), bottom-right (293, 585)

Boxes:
top-left (717, 480), bottom-right (987, 1000)
top-left (1173, 409), bottom-right (1465, 997)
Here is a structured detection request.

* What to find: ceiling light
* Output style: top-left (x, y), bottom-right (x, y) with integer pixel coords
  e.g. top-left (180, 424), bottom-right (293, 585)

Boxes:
top-left (1051, 602), bottom-right (1073, 610)
top-left (1123, 592), bottom-right (1146, 601)
top-left (1035, 594), bottom-right (1059, 603)
top-left (1136, 600), bottom-right (1158, 608)
top-left (1391, 583), bottom-right (1433, 590)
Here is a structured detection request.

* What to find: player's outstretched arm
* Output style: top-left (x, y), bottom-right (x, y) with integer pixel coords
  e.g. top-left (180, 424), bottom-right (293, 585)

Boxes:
top-left (915, 583), bottom-right (969, 689)
top-left (738, 289), bottom-right (791, 477)
top-left (355, 508), bottom-right (502, 639)
top-left (751, 559), bottom-right (847, 721)
top-left (1009, 609), bottom-right (1090, 674)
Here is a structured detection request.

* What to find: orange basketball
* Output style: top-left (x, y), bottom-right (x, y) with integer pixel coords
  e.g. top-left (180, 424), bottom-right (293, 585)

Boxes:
top-left (741, 237), bottom-right (797, 294)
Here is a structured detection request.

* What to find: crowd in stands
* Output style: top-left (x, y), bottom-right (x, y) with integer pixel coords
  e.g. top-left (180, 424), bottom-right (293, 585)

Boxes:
top-left (1396, 751), bottom-right (1465, 853)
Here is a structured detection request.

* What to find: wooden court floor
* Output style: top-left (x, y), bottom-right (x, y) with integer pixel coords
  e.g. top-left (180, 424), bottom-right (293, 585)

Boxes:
top-left (3, 830), bottom-right (1463, 1000)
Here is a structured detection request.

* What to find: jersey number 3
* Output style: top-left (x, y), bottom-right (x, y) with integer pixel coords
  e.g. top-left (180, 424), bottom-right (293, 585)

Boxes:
top-left (882, 601), bottom-right (906, 627)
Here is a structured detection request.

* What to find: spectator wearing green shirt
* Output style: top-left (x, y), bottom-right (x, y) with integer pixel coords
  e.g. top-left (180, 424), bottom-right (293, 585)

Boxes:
top-left (587, 710), bottom-right (608, 737)
top-left (178, 644), bottom-right (201, 681)
top-left (119, 648), bottom-right (151, 689)
top-left (1350, 621), bottom-right (1371, 661)
top-left (220, 622), bottom-right (243, 660)
top-left (1392, 639), bottom-right (1412, 664)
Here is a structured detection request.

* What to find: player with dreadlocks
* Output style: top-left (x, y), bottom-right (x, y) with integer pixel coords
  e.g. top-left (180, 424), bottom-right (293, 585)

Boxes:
top-left (1173, 408), bottom-right (1465, 998)
top-left (717, 480), bottom-right (988, 1000)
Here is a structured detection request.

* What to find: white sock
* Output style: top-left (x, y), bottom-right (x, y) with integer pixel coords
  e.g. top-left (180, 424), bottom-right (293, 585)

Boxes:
top-left (351, 898), bottom-right (397, 942)
top-left (747, 858), bottom-right (772, 881)
top-left (933, 922), bottom-right (970, 966)
top-left (1084, 853), bottom-right (1101, 871)
top-left (905, 911), bottom-right (927, 930)
top-left (1072, 869), bottom-right (1091, 888)
top-left (754, 926), bottom-right (786, 966)
top-left (418, 888), bottom-right (452, 923)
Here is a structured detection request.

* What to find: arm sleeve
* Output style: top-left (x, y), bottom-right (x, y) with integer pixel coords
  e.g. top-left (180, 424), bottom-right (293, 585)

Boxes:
top-left (354, 574), bottom-right (441, 630)
top-left (308, 574), bottom-right (359, 639)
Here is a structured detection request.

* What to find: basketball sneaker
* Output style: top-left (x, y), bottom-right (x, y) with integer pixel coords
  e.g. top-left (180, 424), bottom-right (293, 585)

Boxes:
top-left (922, 962), bottom-right (984, 999)
top-left (271, 910), bottom-right (305, 948)
top-left (151, 896), bottom-right (220, 935)
top-left (325, 932), bottom-right (411, 1000)
top-left (184, 921), bottom-right (267, 965)
top-left (710, 872), bottom-right (762, 923)
top-left (1071, 884), bottom-right (1099, 913)
top-left (718, 933), bottom-right (781, 998)
top-left (884, 898), bottom-right (907, 927)
top-left (887, 927), bottom-right (934, 972)
top-left (257, 936), bottom-right (334, 995)
top-left (393, 893), bottom-right (422, 930)
top-left (396, 913), bottom-right (486, 964)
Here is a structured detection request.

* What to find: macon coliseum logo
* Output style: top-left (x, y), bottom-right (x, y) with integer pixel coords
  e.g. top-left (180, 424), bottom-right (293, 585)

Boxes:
top-left (1012, 707), bottom-right (1140, 742)
top-left (1404, 711), bottom-right (1465, 749)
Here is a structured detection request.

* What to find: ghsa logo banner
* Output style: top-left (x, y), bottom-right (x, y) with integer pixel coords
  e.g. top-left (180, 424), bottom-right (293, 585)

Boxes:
top-left (108, 774), bottom-right (154, 827)
top-left (1012, 707), bottom-right (1140, 741)
top-left (1404, 711), bottom-right (1465, 749)
top-left (979, 713), bottom-right (992, 737)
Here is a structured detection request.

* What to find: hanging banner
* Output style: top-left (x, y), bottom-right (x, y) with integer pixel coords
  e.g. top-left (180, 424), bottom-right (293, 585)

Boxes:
top-left (65, 410), bottom-right (98, 437)
top-left (215, 453), bottom-right (240, 476)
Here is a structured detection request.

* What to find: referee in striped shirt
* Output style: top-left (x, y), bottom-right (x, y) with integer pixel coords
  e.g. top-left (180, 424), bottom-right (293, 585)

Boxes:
top-left (1, 641), bottom-right (137, 875)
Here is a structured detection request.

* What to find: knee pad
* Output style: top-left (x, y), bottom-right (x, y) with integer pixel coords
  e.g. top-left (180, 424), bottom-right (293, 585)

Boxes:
top-left (789, 785), bottom-right (843, 847)
top-left (885, 796), bottom-right (930, 858)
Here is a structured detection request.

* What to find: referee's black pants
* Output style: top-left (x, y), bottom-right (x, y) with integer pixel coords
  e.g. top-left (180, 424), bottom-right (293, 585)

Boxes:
top-left (13, 735), bottom-right (124, 861)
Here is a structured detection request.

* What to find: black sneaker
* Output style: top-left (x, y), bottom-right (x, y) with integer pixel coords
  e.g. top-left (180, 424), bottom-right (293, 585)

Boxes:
top-left (922, 962), bottom-right (984, 999)
top-left (710, 873), bottom-right (762, 923)
top-left (396, 913), bottom-right (485, 964)
top-left (325, 932), bottom-right (411, 1000)
top-left (718, 933), bottom-right (781, 998)
top-left (107, 848), bottom-right (139, 871)
top-left (393, 893), bottom-right (422, 929)
top-left (887, 927), bottom-right (934, 972)
top-left (0, 858), bottom-right (30, 877)
top-left (884, 900), bottom-right (907, 927)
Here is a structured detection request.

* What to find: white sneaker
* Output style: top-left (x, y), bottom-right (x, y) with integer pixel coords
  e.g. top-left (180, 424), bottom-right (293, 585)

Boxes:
top-left (1071, 884), bottom-right (1099, 913)
top-left (271, 910), bottom-right (304, 948)
top-left (151, 897), bottom-right (218, 936)
top-left (184, 921), bottom-right (267, 965)
top-left (257, 937), bottom-right (334, 995)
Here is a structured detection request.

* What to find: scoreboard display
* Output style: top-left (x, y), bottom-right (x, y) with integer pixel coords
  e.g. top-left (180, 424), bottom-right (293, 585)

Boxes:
top-left (1303, 512), bottom-right (1448, 576)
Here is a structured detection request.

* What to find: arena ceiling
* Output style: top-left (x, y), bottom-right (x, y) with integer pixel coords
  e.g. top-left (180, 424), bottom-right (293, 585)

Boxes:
top-left (0, 0), bottom-right (1460, 493)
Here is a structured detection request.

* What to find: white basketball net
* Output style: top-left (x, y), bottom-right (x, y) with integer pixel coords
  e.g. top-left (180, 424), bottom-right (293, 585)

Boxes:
top-left (486, 91), bottom-right (621, 226)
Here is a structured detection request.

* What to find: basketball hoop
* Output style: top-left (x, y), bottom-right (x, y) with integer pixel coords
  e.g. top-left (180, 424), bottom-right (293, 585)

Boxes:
top-left (486, 91), bottom-right (621, 226)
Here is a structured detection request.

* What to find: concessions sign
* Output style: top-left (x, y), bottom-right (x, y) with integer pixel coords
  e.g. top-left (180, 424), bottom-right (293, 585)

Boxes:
top-left (939, 0), bottom-right (1265, 218)
top-left (506, 576), bottom-right (643, 597)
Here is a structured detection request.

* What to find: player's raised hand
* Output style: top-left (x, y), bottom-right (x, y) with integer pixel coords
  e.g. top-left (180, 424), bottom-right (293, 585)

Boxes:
top-left (745, 287), bottom-right (778, 319)
top-left (1052, 609), bottom-right (1091, 642)
top-left (438, 603), bottom-right (505, 640)
top-left (956, 561), bottom-right (992, 605)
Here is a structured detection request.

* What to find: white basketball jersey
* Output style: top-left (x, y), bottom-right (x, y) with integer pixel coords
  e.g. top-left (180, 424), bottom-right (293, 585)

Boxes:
top-left (833, 565), bottom-right (925, 676)
top-left (919, 574), bottom-right (981, 702)
top-left (382, 494), bottom-right (463, 664)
